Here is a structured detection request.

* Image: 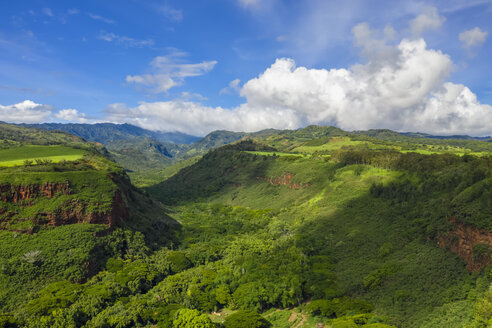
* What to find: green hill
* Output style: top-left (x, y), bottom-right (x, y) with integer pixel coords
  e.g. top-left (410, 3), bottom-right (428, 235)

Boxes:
top-left (0, 124), bottom-right (179, 322)
top-left (145, 137), bottom-right (492, 327)
top-left (22, 123), bottom-right (200, 144)
top-left (2, 124), bottom-right (492, 327)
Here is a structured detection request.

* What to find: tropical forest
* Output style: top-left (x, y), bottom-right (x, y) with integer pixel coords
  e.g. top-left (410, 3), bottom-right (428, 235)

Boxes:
top-left (1, 122), bottom-right (492, 328)
top-left (1, 1), bottom-right (492, 327)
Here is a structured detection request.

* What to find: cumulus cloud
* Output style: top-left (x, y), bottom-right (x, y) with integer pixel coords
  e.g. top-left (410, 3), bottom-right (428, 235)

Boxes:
top-left (0, 101), bottom-right (94, 125)
top-left (352, 22), bottom-right (399, 64)
top-left (7, 18), bottom-right (492, 137)
top-left (409, 6), bottom-right (445, 37)
top-left (54, 109), bottom-right (87, 123)
top-left (98, 32), bottom-right (154, 48)
top-left (126, 51), bottom-right (217, 94)
top-left (107, 25), bottom-right (492, 137)
top-left (0, 100), bottom-right (53, 123)
top-left (459, 27), bottom-right (488, 48)
top-left (104, 101), bottom-right (300, 136)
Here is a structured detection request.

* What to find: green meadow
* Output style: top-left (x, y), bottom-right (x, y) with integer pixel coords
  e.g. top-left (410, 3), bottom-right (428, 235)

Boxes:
top-left (0, 145), bottom-right (87, 167)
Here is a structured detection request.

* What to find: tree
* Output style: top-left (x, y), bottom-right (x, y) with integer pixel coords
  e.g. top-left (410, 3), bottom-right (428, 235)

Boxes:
top-left (223, 310), bottom-right (272, 328)
top-left (172, 308), bottom-right (215, 328)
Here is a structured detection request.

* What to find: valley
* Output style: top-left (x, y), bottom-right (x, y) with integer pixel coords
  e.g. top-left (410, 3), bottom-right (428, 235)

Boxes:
top-left (0, 123), bottom-right (491, 327)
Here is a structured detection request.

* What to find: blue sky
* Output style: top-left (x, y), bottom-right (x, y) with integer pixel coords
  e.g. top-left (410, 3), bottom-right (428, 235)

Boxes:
top-left (1, 0), bottom-right (492, 136)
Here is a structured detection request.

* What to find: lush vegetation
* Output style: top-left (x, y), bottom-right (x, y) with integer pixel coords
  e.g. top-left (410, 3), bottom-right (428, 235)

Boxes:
top-left (1, 124), bottom-right (492, 327)
top-left (0, 124), bottom-right (179, 326)
top-left (146, 140), bottom-right (492, 327)
top-left (23, 123), bottom-right (199, 145)
top-left (0, 145), bottom-right (87, 167)
top-left (0, 123), bottom-right (96, 150)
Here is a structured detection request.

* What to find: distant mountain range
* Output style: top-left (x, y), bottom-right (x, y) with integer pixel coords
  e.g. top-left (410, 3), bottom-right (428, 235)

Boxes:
top-left (15, 122), bottom-right (492, 145)
top-left (21, 123), bottom-right (201, 144)
top-left (8, 122), bottom-right (491, 187)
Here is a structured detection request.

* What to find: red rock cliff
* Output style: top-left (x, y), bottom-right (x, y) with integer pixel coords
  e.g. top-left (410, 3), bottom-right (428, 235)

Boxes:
top-left (0, 181), bottom-right (129, 230)
top-left (34, 189), bottom-right (129, 227)
top-left (0, 182), bottom-right (70, 202)
top-left (438, 220), bottom-right (492, 271)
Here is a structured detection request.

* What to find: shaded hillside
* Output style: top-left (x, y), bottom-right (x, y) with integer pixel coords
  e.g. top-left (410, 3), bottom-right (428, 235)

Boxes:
top-left (0, 124), bottom-right (179, 240)
top-left (352, 129), bottom-right (492, 153)
top-left (21, 123), bottom-right (492, 189)
top-left (23, 123), bottom-right (200, 144)
top-left (146, 139), bottom-right (492, 327)
top-left (185, 130), bottom-right (249, 155)
top-left (104, 137), bottom-right (191, 186)
top-left (2, 127), bottom-right (492, 327)
top-left (0, 123), bottom-right (95, 150)
top-left (401, 131), bottom-right (492, 141)
top-left (0, 124), bottom-right (179, 319)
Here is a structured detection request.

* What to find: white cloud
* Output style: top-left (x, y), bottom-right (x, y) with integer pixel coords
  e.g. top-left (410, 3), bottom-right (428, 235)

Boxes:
top-left (352, 22), bottom-right (398, 64)
top-left (0, 101), bottom-right (93, 125)
top-left (409, 6), bottom-right (445, 37)
top-left (105, 25), bottom-right (492, 137)
top-left (7, 16), bottom-right (492, 138)
top-left (67, 8), bottom-right (79, 15)
top-left (180, 92), bottom-right (207, 101)
top-left (459, 27), bottom-right (488, 48)
top-left (383, 25), bottom-right (396, 40)
top-left (98, 32), bottom-right (154, 48)
top-left (410, 82), bottom-right (492, 135)
top-left (104, 101), bottom-right (300, 136)
top-left (220, 79), bottom-right (241, 95)
top-left (54, 109), bottom-right (87, 123)
top-left (88, 13), bottom-right (115, 24)
top-left (0, 100), bottom-right (53, 123)
top-left (126, 51), bottom-right (217, 94)
top-left (236, 36), bottom-right (492, 136)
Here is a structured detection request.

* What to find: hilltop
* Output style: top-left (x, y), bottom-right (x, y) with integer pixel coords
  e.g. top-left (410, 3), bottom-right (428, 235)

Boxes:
top-left (145, 133), bottom-right (492, 327)
top-left (24, 123), bottom-right (492, 188)
top-left (21, 123), bottom-right (200, 145)
top-left (0, 123), bottom-right (179, 321)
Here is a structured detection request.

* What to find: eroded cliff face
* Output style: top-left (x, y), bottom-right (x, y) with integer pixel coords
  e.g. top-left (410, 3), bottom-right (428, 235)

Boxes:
top-left (32, 190), bottom-right (129, 227)
top-left (438, 220), bottom-right (492, 271)
top-left (0, 181), bottom-right (129, 230)
top-left (257, 173), bottom-right (309, 190)
top-left (0, 182), bottom-right (71, 202)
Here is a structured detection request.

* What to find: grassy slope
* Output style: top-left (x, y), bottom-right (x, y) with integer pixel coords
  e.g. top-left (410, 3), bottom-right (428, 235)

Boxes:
top-left (0, 124), bottom-right (180, 318)
top-left (148, 142), bottom-right (491, 327)
top-left (0, 145), bottom-right (87, 166)
top-left (2, 125), bottom-right (492, 327)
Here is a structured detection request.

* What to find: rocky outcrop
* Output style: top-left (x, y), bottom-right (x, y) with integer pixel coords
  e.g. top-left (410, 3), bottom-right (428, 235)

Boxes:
top-left (257, 173), bottom-right (309, 190)
top-left (0, 181), bottom-right (129, 230)
top-left (438, 220), bottom-right (492, 271)
top-left (31, 190), bottom-right (129, 227)
top-left (0, 182), bottom-right (71, 202)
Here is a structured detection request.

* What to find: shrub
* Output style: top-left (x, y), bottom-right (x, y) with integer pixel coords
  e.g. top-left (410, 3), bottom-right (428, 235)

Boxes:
top-left (223, 310), bottom-right (272, 328)
top-left (172, 308), bottom-right (215, 328)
